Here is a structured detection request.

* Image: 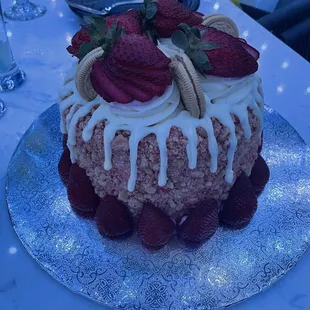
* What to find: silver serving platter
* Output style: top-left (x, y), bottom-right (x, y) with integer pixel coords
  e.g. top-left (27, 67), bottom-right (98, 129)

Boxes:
top-left (6, 104), bottom-right (310, 310)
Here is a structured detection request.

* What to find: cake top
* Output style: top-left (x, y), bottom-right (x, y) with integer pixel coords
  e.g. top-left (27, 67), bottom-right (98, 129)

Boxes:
top-left (66, 0), bottom-right (260, 118)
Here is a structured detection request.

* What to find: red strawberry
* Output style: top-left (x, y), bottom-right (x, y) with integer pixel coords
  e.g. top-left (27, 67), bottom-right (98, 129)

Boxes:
top-left (66, 26), bottom-right (91, 57)
top-left (219, 172), bottom-right (257, 229)
top-left (106, 10), bottom-right (142, 36)
top-left (91, 60), bottom-right (133, 103)
top-left (137, 203), bottom-right (175, 249)
top-left (258, 132), bottom-right (263, 154)
top-left (62, 134), bottom-right (68, 150)
top-left (58, 148), bottom-right (72, 186)
top-left (145, 0), bottom-right (202, 38)
top-left (106, 54), bottom-right (172, 85)
top-left (178, 199), bottom-right (219, 244)
top-left (91, 34), bottom-right (172, 103)
top-left (95, 196), bottom-right (133, 238)
top-left (249, 155), bottom-right (270, 195)
top-left (67, 164), bottom-right (100, 212)
top-left (202, 28), bottom-right (259, 77)
top-left (67, 10), bottom-right (141, 58)
top-left (238, 38), bottom-right (260, 60)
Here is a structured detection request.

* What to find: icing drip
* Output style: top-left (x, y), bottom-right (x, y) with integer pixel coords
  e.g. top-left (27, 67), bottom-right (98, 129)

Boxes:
top-left (58, 63), bottom-right (264, 192)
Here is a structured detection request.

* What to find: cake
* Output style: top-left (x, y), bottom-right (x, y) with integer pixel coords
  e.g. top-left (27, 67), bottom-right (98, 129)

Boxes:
top-left (58, 0), bottom-right (270, 249)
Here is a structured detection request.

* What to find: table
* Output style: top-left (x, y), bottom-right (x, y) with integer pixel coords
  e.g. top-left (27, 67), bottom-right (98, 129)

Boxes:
top-left (0, 0), bottom-right (309, 309)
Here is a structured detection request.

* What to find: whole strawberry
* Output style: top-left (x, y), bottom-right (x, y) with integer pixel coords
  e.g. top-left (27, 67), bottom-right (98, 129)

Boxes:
top-left (249, 155), bottom-right (270, 195)
top-left (95, 196), bottom-right (133, 238)
top-left (91, 34), bottom-right (172, 103)
top-left (67, 10), bottom-right (142, 58)
top-left (62, 134), bottom-right (68, 150)
top-left (178, 199), bottom-right (219, 244)
top-left (137, 203), bottom-right (175, 249)
top-left (142, 0), bottom-right (202, 38)
top-left (219, 172), bottom-right (257, 229)
top-left (66, 26), bottom-right (91, 57)
top-left (67, 164), bottom-right (100, 213)
top-left (58, 148), bottom-right (72, 186)
top-left (171, 25), bottom-right (259, 78)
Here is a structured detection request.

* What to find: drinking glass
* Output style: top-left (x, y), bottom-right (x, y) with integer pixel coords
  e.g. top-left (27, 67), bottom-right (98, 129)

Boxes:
top-left (0, 1), bottom-right (25, 92)
top-left (4, 0), bottom-right (46, 21)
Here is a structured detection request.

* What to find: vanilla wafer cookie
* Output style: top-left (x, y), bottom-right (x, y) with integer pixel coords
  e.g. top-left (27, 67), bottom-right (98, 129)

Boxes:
top-left (171, 54), bottom-right (206, 119)
top-left (75, 47), bottom-right (104, 101)
top-left (202, 14), bottom-right (239, 37)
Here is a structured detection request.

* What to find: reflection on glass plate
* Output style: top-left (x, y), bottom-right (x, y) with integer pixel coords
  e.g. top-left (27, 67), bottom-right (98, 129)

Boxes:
top-left (6, 104), bottom-right (310, 309)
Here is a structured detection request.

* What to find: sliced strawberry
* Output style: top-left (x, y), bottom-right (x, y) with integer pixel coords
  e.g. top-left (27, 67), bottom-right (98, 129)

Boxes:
top-left (249, 155), bottom-right (270, 195)
top-left (58, 148), bottom-right (72, 186)
top-left (178, 199), bottom-right (219, 244)
top-left (62, 134), bottom-right (68, 150)
top-left (108, 70), bottom-right (167, 98)
top-left (110, 76), bottom-right (153, 102)
top-left (67, 164), bottom-right (100, 212)
top-left (104, 53), bottom-right (172, 85)
top-left (219, 172), bottom-right (257, 229)
top-left (91, 34), bottom-right (172, 103)
top-left (91, 60), bottom-right (133, 103)
top-left (138, 203), bottom-right (175, 249)
top-left (95, 196), bottom-right (133, 238)
top-left (106, 9), bottom-right (142, 35)
top-left (201, 27), bottom-right (259, 77)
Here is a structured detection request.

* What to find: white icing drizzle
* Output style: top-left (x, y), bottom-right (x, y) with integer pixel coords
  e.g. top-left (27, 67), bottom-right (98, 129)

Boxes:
top-left (58, 60), bottom-right (264, 192)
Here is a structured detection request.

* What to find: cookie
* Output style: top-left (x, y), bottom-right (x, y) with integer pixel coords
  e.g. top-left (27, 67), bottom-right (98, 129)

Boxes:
top-left (75, 47), bottom-right (104, 101)
top-left (171, 53), bottom-right (206, 119)
top-left (202, 14), bottom-right (239, 37)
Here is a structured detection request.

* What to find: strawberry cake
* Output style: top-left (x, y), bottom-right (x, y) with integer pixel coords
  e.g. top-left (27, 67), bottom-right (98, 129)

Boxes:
top-left (58, 0), bottom-right (270, 249)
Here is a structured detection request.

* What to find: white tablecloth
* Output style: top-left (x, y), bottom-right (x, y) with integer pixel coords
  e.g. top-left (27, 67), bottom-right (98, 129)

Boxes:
top-left (0, 0), bottom-right (309, 309)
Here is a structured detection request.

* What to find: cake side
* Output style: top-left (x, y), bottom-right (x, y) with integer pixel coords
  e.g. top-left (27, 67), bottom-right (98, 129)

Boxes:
top-left (73, 109), bottom-right (261, 220)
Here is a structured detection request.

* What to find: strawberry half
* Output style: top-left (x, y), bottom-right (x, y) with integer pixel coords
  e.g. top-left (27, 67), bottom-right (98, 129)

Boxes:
top-left (137, 203), bottom-right (175, 249)
top-left (142, 0), bottom-right (202, 38)
top-left (249, 155), bottom-right (270, 195)
top-left (67, 164), bottom-right (100, 213)
top-left (95, 196), bottom-right (133, 238)
top-left (178, 199), bottom-right (219, 244)
top-left (67, 10), bottom-right (142, 58)
top-left (172, 26), bottom-right (259, 78)
top-left (58, 148), bottom-right (72, 186)
top-left (91, 34), bottom-right (173, 103)
top-left (201, 28), bottom-right (259, 77)
top-left (219, 172), bottom-right (257, 229)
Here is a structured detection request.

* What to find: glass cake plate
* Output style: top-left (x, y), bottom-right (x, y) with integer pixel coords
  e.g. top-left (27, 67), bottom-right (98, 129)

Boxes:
top-left (6, 103), bottom-right (310, 310)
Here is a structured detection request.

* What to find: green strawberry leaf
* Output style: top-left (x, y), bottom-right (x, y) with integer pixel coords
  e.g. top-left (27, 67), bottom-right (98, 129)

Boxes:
top-left (190, 26), bottom-right (200, 39)
top-left (146, 2), bottom-right (157, 19)
top-left (200, 42), bottom-right (220, 50)
top-left (77, 41), bottom-right (97, 59)
top-left (93, 16), bottom-right (107, 34)
top-left (178, 23), bottom-right (192, 34)
top-left (171, 30), bottom-right (189, 50)
top-left (107, 20), bottom-right (118, 38)
top-left (83, 15), bottom-right (95, 25)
